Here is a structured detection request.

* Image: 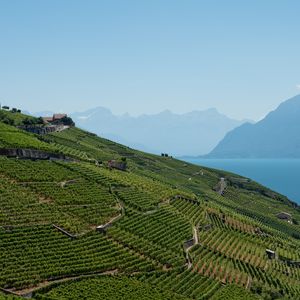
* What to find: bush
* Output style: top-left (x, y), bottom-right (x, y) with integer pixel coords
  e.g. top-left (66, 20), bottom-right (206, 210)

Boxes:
top-left (2, 117), bottom-right (14, 126)
top-left (52, 116), bottom-right (75, 126)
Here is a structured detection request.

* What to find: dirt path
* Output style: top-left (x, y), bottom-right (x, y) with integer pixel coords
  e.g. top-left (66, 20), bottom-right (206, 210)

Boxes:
top-left (184, 225), bottom-right (199, 269)
top-left (8, 269), bottom-right (119, 297)
top-left (95, 201), bottom-right (124, 231)
top-left (245, 276), bottom-right (252, 289)
top-left (192, 225), bottom-right (198, 244)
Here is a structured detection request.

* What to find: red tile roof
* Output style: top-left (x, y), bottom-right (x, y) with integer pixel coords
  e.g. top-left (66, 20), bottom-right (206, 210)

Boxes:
top-left (53, 114), bottom-right (67, 120)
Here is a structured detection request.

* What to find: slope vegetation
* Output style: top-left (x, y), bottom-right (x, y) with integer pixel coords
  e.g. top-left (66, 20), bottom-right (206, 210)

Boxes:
top-left (1, 109), bottom-right (300, 299)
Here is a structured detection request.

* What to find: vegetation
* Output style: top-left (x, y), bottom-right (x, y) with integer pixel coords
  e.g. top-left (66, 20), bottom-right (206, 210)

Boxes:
top-left (0, 226), bottom-right (155, 289)
top-left (0, 108), bottom-right (34, 126)
top-left (0, 293), bottom-right (20, 300)
top-left (1, 109), bottom-right (300, 299)
top-left (211, 285), bottom-right (259, 299)
top-left (52, 115), bottom-right (75, 126)
top-left (33, 276), bottom-right (188, 300)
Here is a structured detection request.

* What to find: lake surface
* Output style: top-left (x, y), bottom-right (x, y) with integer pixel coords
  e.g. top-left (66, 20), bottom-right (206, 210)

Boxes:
top-left (183, 158), bottom-right (300, 204)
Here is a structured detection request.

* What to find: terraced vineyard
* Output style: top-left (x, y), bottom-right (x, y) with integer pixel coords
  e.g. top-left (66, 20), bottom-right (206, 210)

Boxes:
top-left (1, 109), bottom-right (300, 299)
top-left (33, 276), bottom-right (189, 300)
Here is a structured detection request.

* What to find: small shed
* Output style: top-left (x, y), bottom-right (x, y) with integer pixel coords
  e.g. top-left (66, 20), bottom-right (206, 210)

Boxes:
top-left (183, 238), bottom-right (195, 250)
top-left (277, 212), bottom-right (292, 220)
top-left (96, 225), bottom-right (108, 233)
top-left (108, 160), bottom-right (127, 171)
top-left (266, 249), bottom-right (276, 259)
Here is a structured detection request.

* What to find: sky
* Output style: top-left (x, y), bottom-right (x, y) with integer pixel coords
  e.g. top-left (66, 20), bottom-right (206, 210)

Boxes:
top-left (0, 0), bottom-right (300, 121)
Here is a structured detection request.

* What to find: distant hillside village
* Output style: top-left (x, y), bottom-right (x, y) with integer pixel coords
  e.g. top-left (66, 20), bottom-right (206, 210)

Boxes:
top-left (0, 104), bottom-right (75, 134)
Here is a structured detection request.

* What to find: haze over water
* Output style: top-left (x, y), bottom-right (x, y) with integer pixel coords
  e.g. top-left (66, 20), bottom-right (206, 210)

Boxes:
top-left (184, 158), bottom-right (300, 205)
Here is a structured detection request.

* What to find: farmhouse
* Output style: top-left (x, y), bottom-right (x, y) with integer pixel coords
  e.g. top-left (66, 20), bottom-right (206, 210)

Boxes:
top-left (42, 113), bottom-right (68, 124)
top-left (18, 113), bottom-right (73, 135)
top-left (53, 113), bottom-right (67, 120)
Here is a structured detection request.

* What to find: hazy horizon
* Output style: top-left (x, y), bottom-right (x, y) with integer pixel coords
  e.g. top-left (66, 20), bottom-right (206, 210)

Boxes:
top-left (22, 93), bottom-right (298, 124)
top-left (29, 105), bottom-right (252, 121)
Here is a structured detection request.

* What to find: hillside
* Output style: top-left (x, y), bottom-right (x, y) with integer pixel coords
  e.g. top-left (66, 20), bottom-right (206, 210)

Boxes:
top-left (207, 95), bottom-right (300, 158)
top-left (67, 107), bottom-right (246, 156)
top-left (1, 108), bottom-right (300, 299)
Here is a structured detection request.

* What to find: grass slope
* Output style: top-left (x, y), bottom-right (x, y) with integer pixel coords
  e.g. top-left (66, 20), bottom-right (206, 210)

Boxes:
top-left (0, 109), bottom-right (300, 299)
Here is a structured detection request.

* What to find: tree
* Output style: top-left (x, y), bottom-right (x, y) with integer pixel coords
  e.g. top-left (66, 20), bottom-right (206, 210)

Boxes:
top-left (60, 116), bottom-right (75, 126)
top-left (23, 118), bottom-right (35, 125)
top-left (2, 117), bottom-right (14, 126)
top-left (37, 117), bottom-right (44, 124)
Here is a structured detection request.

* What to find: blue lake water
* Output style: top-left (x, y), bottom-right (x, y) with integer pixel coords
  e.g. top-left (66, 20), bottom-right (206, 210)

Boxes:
top-left (183, 158), bottom-right (300, 204)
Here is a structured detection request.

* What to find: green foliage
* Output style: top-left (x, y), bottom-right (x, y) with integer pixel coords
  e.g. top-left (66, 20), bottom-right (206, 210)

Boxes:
top-left (0, 158), bottom-right (120, 233)
top-left (0, 109), bottom-right (36, 126)
top-left (211, 284), bottom-right (260, 299)
top-left (52, 116), bottom-right (75, 126)
top-left (0, 122), bottom-right (56, 151)
top-left (22, 117), bottom-right (44, 125)
top-left (139, 269), bottom-right (220, 299)
top-left (34, 276), bottom-right (188, 300)
top-left (0, 226), bottom-right (155, 289)
top-left (0, 293), bottom-right (21, 299)
top-left (0, 293), bottom-right (21, 300)
top-left (1, 108), bottom-right (300, 299)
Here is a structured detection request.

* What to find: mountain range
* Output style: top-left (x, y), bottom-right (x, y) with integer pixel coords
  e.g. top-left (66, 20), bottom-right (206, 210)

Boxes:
top-left (32, 108), bottom-right (247, 156)
top-left (63, 108), bottom-right (247, 157)
top-left (207, 95), bottom-right (300, 158)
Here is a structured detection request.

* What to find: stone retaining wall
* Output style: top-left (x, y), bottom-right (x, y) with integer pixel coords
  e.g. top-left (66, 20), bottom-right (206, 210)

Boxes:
top-left (0, 148), bottom-right (67, 160)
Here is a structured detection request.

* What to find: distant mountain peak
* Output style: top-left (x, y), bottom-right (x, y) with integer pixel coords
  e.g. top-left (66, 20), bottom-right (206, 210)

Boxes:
top-left (70, 106), bottom-right (246, 156)
top-left (206, 94), bottom-right (300, 158)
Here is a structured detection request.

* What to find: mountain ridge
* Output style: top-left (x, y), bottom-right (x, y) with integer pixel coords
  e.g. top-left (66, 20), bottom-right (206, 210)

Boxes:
top-left (206, 95), bottom-right (300, 158)
top-left (31, 107), bottom-right (248, 156)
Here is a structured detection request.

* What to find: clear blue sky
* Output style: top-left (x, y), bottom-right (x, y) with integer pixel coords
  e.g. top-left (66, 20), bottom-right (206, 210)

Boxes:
top-left (0, 0), bottom-right (300, 120)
